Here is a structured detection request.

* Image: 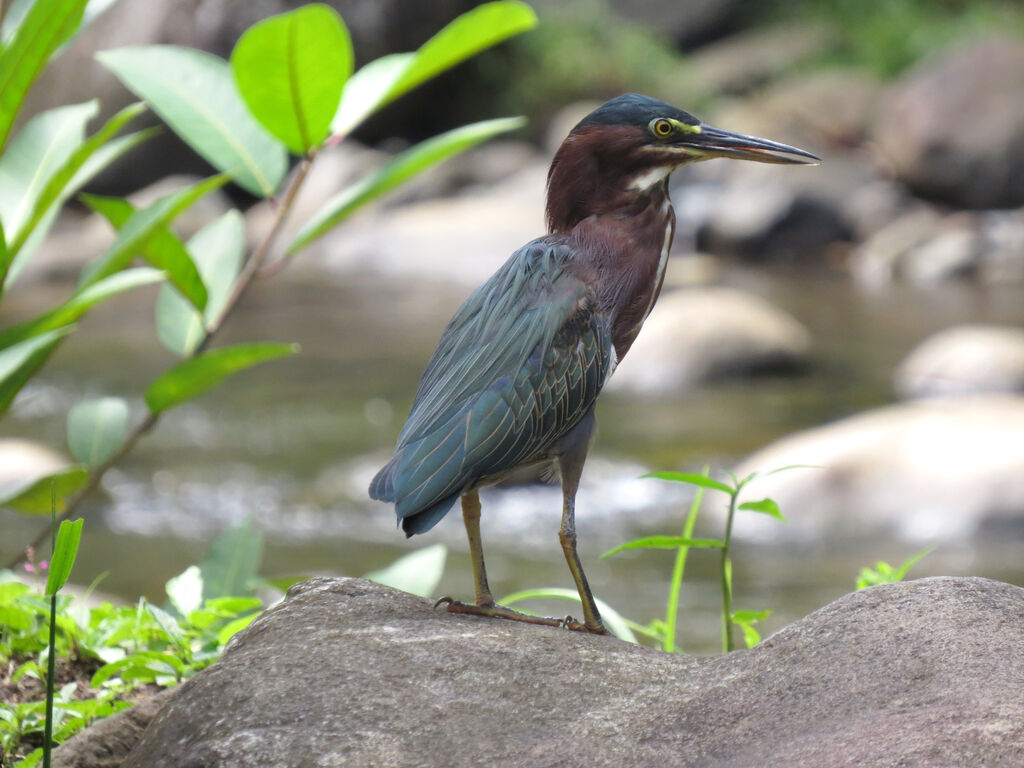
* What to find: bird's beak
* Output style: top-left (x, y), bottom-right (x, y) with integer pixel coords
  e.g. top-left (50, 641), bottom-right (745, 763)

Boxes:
top-left (680, 124), bottom-right (821, 165)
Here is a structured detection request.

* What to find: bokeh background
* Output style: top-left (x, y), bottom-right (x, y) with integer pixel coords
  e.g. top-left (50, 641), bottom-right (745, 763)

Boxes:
top-left (3, 0), bottom-right (1024, 652)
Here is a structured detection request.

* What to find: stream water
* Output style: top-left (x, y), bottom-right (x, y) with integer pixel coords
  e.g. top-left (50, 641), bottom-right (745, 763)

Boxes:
top-left (2, 263), bottom-right (1023, 653)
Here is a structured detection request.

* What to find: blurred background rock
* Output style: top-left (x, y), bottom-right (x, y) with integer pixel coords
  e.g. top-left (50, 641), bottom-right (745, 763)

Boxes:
top-left (4, 0), bottom-right (1024, 652)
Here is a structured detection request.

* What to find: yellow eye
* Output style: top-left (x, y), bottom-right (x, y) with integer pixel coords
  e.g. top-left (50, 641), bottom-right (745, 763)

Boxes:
top-left (653, 119), bottom-right (673, 137)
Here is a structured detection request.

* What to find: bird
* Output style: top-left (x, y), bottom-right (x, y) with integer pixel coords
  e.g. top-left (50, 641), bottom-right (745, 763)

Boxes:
top-left (370, 94), bottom-right (819, 635)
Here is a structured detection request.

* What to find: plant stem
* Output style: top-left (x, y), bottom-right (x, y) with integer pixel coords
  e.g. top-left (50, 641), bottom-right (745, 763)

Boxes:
top-left (7, 155), bottom-right (317, 570)
top-left (664, 466), bottom-right (708, 653)
top-left (720, 490), bottom-right (739, 653)
top-left (44, 491), bottom-right (57, 768)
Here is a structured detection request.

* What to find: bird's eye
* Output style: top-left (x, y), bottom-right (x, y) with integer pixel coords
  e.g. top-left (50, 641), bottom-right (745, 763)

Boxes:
top-left (653, 119), bottom-right (673, 137)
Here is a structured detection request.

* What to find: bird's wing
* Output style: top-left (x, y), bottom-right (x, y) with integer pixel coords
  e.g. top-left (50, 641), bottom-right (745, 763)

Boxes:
top-left (376, 238), bottom-right (613, 528)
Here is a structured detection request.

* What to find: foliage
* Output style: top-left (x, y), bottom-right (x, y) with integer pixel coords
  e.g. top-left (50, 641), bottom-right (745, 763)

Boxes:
top-left (606, 466), bottom-right (812, 653)
top-left (0, 522), bottom-right (265, 764)
top-left (758, 0), bottom-right (1024, 77)
top-left (1, 0), bottom-right (538, 562)
top-left (856, 548), bottom-right (933, 590)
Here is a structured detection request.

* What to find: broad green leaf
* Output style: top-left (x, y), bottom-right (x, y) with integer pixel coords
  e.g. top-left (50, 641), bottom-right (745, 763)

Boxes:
top-left (330, 1), bottom-right (537, 136)
top-left (98, 46), bottom-right (287, 197)
top-left (82, 193), bottom-right (207, 311)
top-left (0, 0), bottom-right (89, 150)
top-left (499, 587), bottom-right (636, 643)
top-left (290, 117), bottom-right (525, 253)
top-left (601, 536), bottom-right (724, 558)
top-left (231, 4), bottom-right (352, 154)
top-left (0, 326), bottom-right (72, 417)
top-left (0, 101), bottom-right (96, 278)
top-left (738, 498), bottom-right (787, 522)
top-left (66, 397), bottom-right (129, 468)
top-left (0, 466), bottom-right (88, 515)
top-left (643, 471), bottom-right (734, 495)
top-left (4, 128), bottom-right (158, 290)
top-left (199, 518), bottom-right (264, 601)
top-left (0, 268), bottom-right (163, 351)
top-left (216, 612), bottom-right (259, 645)
top-left (164, 565), bottom-right (200, 618)
top-left (7, 102), bottom-right (147, 260)
top-left (145, 341), bottom-right (297, 413)
top-left (45, 519), bottom-right (84, 595)
top-left (78, 175), bottom-right (226, 292)
top-left (155, 210), bottom-right (245, 356)
top-left (330, 54), bottom-right (414, 138)
top-left (363, 544), bottom-right (446, 598)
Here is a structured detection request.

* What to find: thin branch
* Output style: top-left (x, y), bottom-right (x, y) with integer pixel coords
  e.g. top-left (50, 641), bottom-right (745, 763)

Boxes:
top-left (7, 154), bottom-right (318, 569)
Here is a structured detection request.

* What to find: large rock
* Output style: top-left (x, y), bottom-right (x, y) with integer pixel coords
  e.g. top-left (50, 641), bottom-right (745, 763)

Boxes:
top-left (730, 395), bottom-right (1024, 543)
top-left (896, 325), bottom-right (1024, 399)
top-left (608, 286), bottom-right (811, 395)
top-left (109, 576), bottom-right (1024, 767)
top-left (850, 206), bottom-right (1024, 287)
top-left (874, 36), bottom-right (1024, 209)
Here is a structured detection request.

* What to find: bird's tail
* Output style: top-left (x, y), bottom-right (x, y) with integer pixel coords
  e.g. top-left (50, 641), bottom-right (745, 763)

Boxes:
top-left (369, 457), bottom-right (398, 502)
top-left (370, 452), bottom-right (460, 536)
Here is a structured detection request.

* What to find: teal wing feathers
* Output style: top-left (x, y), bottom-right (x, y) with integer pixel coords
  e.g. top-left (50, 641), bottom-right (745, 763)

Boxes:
top-left (369, 237), bottom-right (613, 535)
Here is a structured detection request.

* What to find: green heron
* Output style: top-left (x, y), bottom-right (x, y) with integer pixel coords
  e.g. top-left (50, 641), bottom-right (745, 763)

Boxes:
top-left (370, 94), bottom-right (818, 634)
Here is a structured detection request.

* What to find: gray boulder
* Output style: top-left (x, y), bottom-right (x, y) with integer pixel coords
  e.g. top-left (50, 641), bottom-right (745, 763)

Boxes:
top-left (874, 36), bottom-right (1024, 209)
top-left (729, 395), bottom-right (1024, 543)
top-left (896, 325), bottom-right (1024, 399)
top-left (608, 286), bottom-right (811, 395)
top-left (851, 207), bottom-right (1024, 287)
top-left (107, 576), bottom-right (1024, 768)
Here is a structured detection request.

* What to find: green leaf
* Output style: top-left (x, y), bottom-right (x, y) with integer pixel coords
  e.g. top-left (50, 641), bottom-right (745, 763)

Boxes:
top-left (330, 53), bottom-right (414, 138)
top-left (215, 612), bottom-right (259, 645)
top-left (78, 175), bottom-right (226, 292)
top-left (144, 341), bottom-right (297, 413)
top-left (45, 519), bottom-right (83, 596)
top-left (0, 326), bottom-right (73, 417)
top-left (155, 210), bottom-right (244, 356)
top-left (6, 102), bottom-right (147, 259)
top-left (330, 1), bottom-right (537, 136)
top-left (499, 587), bottom-right (636, 643)
top-left (66, 397), bottom-right (129, 468)
top-left (199, 518), bottom-right (264, 601)
top-left (738, 497), bottom-right (787, 522)
top-left (643, 471), bottom-right (734, 495)
top-left (0, 101), bottom-right (96, 281)
top-left (0, 268), bottom-right (164, 351)
top-left (82, 193), bottom-right (207, 312)
top-left (601, 536), bottom-right (724, 558)
top-left (97, 46), bottom-right (288, 197)
top-left (0, 0), bottom-right (89, 150)
top-left (363, 544), bottom-right (446, 598)
top-left (731, 609), bottom-right (772, 624)
top-left (761, 464), bottom-right (822, 477)
top-left (0, 467), bottom-right (88, 515)
top-left (231, 4), bottom-right (352, 155)
top-left (290, 117), bottom-right (525, 253)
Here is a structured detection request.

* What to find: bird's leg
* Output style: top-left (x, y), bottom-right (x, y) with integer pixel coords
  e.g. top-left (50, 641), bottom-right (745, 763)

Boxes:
top-left (435, 490), bottom-right (589, 631)
top-left (461, 489), bottom-right (493, 606)
top-left (557, 415), bottom-right (608, 635)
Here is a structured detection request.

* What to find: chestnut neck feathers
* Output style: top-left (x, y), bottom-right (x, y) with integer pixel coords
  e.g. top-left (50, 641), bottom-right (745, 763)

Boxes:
top-left (544, 123), bottom-right (678, 359)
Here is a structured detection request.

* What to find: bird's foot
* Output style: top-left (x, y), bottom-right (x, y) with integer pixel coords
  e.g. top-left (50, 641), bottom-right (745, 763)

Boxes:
top-left (434, 597), bottom-right (597, 633)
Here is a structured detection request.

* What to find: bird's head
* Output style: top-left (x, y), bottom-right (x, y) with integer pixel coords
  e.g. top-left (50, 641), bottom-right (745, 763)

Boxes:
top-left (546, 93), bottom-right (820, 232)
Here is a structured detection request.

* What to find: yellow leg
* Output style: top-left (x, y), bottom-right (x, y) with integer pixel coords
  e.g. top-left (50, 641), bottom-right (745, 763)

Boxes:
top-left (434, 490), bottom-right (591, 632)
top-left (557, 480), bottom-right (607, 635)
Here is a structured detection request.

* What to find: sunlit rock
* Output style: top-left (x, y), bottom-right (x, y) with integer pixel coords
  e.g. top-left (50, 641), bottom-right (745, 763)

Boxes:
top-left (896, 325), bottom-right (1024, 399)
top-left (608, 286), bottom-right (811, 395)
top-left (729, 395), bottom-right (1024, 543)
top-left (92, 576), bottom-right (1024, 768)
